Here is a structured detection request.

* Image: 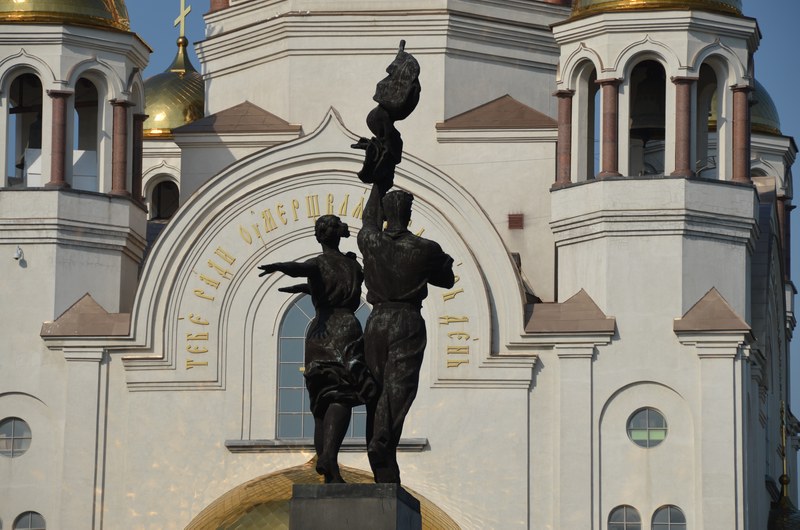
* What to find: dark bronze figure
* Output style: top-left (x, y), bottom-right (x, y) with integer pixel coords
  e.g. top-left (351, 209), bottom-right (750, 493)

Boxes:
top-left (258, 215), bottom-right (374, 483)
top-left (352, 40), bottom-right (421, 185)
top-left (353, 41), bottom-right (455, 484)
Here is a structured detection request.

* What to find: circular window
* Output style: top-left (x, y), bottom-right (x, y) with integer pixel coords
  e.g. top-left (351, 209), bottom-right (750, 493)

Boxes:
top-left (0, 417), bottom-right (32, 457)
top-left (627, 408), bottom-right (667, 448)
top-left (13, 512), bottom-right (45, 530)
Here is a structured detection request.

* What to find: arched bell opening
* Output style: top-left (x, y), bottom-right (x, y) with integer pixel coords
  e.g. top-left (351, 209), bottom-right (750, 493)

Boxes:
top-left (72, 77), bottom-right (99, 191)
top-left (697, 64), bottom-right (721, 179)
top-left (6, 73), bottom-right (43, 188)
top-left (149, 179), bottom-right (180, 220)
top-left (628, 60), bottom-right (666, 176)
top-left (573, 61), bottom-right (599, 182)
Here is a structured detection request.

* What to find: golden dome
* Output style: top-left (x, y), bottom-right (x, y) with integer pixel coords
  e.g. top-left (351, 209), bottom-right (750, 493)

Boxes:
top-left (751, 79), bottom-right (782, 136)
top-left (185, 459), bottom-right (461, 530)
top-left (571, 0), bottom-right (742, 19)
top-left (708, 80), bottom-right (781, 136)
top-left (0, 0), bottom-right (129, 31)
top-left (143, 37), bottom-right (204, 138)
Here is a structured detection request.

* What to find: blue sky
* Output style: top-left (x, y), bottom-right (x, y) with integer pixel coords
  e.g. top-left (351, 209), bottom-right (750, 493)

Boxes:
top-left (128, 1), bottom-right (800, 411)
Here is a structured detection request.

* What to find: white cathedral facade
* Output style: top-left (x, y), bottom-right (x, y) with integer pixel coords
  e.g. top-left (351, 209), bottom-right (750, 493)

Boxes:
top-left (0, 0), bottom-right (798, 529)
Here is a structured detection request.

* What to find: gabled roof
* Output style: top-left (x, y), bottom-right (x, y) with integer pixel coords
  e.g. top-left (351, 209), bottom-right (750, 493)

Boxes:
top-left (673, 288), bottom-right (750, 333)
top-left (436, 94), bottom-right (557, 130)
top-left (173, 101), bottom-right (302, 135)
top-left (525, 289), bottom-right (615, 334)
top-left (40, 294), bottom-right (130, 337)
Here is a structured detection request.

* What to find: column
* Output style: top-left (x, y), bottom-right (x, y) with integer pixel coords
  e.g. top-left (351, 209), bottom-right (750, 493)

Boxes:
top-left (671, 77), bottom-right (696, 177)
top-left (46, 90), bottom-right (72, 189)
top-left (696, 344), bottom-right (746, 529)
top-left (210, 0), bottom-right (230, 12)
top-left (597, 79), bottom-right (621, 178)
top-left (60, 348), bottom-right (108, 528)
top-left (732, 85), bottom-right (752, 184)
top-left (557, 346), bottom-right (594, 529)
top-left (132, 113), bottom-right (147, 202)
top-left (111, 99), bottom-right (133, 196)
top-left (554, 90), bottom-right (575, 188)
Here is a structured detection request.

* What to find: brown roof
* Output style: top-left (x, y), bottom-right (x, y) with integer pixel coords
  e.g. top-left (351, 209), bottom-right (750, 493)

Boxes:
top-left (41, 294), bottom-right (130, 337)
top-left (673, 288), bottom-right (750, 333)
top-left (436, 94), bottom-right (557, 130)
top-left (525, 289), bottom-right (615, 334)
top-left (173, 101), bottom-right (301, 134)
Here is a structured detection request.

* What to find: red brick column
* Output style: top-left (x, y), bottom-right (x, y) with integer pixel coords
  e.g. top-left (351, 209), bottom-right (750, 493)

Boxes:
top-left (210, 0), bottom-right (230, 12)
top-left (732, 85), bottom-right (752, 184)
top-left (132, 113), bottom-right (147, 202)
top-left (554, 89), bottom-right (575, 188)
top-left (597, 79), bottom-right (621, 178)
top-left (46, 90), bottom-right (72, 188)
top-left (111, 99), bottom-right (134, 196)
top-left (671, 77), bottom-right (696, 178)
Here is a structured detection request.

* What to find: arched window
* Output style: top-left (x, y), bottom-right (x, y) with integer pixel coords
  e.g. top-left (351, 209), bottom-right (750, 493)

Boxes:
top-left (72, 77), bottom-right (99, 191)
top-left (276, 295), bottom-right (371, 439)
top-left (12, 512), bottom-right (45, 530)
top-left (629, 60), bottom-right (666, 176)
top-left (652, 505), bottom-right (686, 529)
top-left (608, 505), bottom-right (641, 530)
top-left (150, 180), bottom-right (179, 220)
top-left (6, 73), bottom-right (43, 188)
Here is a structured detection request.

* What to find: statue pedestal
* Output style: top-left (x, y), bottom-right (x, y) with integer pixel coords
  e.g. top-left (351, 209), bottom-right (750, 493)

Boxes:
top-left (290, 483), bottom-right (422, 530)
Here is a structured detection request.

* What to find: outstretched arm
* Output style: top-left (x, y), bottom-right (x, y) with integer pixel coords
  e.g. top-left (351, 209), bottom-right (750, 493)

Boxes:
top-left (278, 283), bottom-right (311, 295)
top-left (257, 260), bottom-right (316, 278)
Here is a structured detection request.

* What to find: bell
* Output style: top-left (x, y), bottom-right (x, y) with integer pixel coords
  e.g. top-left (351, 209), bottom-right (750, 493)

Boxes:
top-left (629, 61), bottom-right (666, 145)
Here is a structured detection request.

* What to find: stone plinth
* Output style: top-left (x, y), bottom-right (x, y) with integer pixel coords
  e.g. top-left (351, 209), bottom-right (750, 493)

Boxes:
top-left (290, 483), bottom-right (421, 530)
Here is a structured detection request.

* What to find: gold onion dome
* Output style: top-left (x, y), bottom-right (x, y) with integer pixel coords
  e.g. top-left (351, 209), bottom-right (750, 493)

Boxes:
top-left (0, 0), bottom-right (129, 31)
top-left (709, 80), bottom-right (781, 136)
top-left (143, 36), bottom-right (204, 138)
top-left (751, 79), bottom-right (782, 136)
top-left (572, 0), bottom-right (742, 18)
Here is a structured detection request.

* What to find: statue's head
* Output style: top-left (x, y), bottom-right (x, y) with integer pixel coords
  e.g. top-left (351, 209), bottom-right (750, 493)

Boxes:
top-left (382, 190), bottom-right (413, 229)
top-left (315, 215), bottom-right (349, 246)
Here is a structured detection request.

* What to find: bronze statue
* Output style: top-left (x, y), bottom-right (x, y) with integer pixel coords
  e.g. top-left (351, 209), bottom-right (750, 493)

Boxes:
top-left (353, 41), bottom-right (455, 484)
top-left (258, 215), bottom-right (374, 483)
top-left (352, 40), bottom-right (421, 185)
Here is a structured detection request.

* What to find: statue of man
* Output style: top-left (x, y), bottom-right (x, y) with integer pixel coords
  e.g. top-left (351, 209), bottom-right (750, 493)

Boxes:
top-left (357, 184), bottom-right (455, 483)
top-left (258, 215), bottom-right (374, 483)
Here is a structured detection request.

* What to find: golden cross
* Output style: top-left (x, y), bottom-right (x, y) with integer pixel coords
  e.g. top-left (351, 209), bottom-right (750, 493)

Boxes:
top-left (174, 0), bottom-right (192, 38)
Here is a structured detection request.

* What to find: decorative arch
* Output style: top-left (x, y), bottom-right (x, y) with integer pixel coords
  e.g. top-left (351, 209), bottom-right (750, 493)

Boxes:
top-left (613, 36), bottom-right (682, 79)
top-left (599, 381), bottom-right (696, 526)
top-left (66, 58), bottom-right (125, 100)
top-left (119, 109), bottom-right (528, 395)
top-left (142, 160), bottom-right (180, 184)
top-left (690, 40), bottom-right (747, 86)
top-left (0, 49), bottom-right (57, 94)
top-left (560, 44), bottom-right (604, 90)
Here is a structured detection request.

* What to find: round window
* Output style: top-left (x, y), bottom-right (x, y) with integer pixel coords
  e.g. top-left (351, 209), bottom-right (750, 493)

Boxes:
top-left (627, 408), bottom-right (667, 448)
top-left (0, 417), bottom-right (32, 458)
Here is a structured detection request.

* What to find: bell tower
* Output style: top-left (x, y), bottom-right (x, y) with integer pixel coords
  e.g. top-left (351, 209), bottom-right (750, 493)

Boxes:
top-left (0, 2), bottom-right (149, 527)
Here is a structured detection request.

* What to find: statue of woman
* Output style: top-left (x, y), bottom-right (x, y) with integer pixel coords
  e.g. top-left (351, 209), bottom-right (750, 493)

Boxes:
top-left (258, 215), bottom-right (374, 483)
